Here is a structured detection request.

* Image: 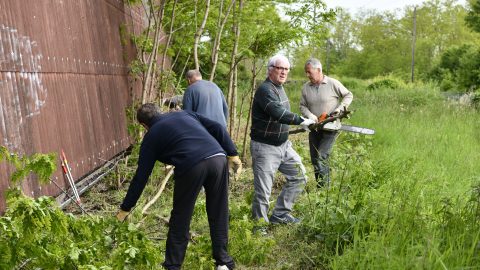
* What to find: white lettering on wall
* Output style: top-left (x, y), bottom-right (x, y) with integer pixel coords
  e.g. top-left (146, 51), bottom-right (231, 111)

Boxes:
top-left (0, 25), bottom-right (47, 151)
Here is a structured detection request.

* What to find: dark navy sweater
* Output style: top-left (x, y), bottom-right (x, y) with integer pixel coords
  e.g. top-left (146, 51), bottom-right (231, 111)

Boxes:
top-left (120, 110), bottom-right (238, 211)
top-left (250, 78), bottom-right (303, 146)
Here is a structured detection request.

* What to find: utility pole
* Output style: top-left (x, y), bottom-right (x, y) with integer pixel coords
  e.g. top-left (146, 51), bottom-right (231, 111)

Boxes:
top-left (325, 39), bottom-right (330, 75)
top-left (411, 6), bottom-right (417, 83)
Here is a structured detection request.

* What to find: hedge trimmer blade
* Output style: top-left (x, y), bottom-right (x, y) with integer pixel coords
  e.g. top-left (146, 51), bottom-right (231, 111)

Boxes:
top-left (290, 107), bottom-right (375, 135)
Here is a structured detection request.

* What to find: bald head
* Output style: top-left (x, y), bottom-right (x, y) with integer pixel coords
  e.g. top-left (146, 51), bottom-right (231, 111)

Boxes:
top-left (186, 69), bottom-right (202, 85)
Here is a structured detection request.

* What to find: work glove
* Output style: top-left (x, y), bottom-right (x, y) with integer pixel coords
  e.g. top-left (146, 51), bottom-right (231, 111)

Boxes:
top-left (116, 209), bottom-right (130, 222)
top-left (228, 156), bottom-right (243, 177)
top-left (306, 114), bottom-right (318, 122)
top-left (300, 117), bottom-right (316, 131)
top-left (330, 108), bottom-right (341, 117)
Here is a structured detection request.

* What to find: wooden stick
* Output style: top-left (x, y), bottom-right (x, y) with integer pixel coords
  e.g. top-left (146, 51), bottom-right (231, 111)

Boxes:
top-left (141, 166), bottom-right (174, 215)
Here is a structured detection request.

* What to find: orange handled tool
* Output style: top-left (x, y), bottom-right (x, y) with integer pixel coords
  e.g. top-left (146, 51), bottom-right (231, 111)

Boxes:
top-left (318, 112), bottom-right (328, 122)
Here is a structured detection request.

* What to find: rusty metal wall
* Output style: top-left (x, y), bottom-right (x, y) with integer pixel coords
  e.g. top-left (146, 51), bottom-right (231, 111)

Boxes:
top-left (0, 0), bottom-right (146, 211)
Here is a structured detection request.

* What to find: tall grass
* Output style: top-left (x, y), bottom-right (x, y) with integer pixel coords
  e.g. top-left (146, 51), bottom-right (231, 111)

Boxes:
top-left (286, 80), bottom-right (480, 269)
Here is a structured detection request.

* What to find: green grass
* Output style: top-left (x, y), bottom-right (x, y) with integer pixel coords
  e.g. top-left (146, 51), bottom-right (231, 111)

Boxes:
top-left (283, 80), bottom-right (480, 269)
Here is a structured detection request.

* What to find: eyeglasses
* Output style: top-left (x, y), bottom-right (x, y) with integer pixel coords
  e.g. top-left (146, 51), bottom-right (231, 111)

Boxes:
top-left (270, 65), bottom-right (290, 72)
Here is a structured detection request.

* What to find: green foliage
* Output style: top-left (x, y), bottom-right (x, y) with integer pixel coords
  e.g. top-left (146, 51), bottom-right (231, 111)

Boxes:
top-left (331, 83), bottom-right (480, 269)
top-left (229, 203), bottom-right (276, 265)
top-left (0, 192), bottom-right (161, 269)
top-left (366, 75), bottom-right (406, 91)
top-left (125, 103), bottom-right (143, 143)
top-left (329, 1), bottom-right (480, 80)
top-left (430, 44), bottom-right (480, 92)
top-left (0, 146), bottom-right (56, 185)
top-left (295, 135), bottom-right (377, 258)
top-left (282, 0), bottom-right (336, 48)
top-left (129, 59), bottom-right (148, 78)
top-left (465, 0), bottom-right (480, 33)
top-left (472, 91), bottom-right (480, 108)
top-left (182, 198), bottom-right (276, 269)
top-left (131, 34), bottom-right (153, 54)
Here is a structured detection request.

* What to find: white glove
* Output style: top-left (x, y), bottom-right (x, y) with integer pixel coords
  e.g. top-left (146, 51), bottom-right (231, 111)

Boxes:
top-left (307, 114), bottom-right (318, 122)
top-left (300, 118), bottom-right (316, 131)
top-left (330, 108), bottom-right (341, 116)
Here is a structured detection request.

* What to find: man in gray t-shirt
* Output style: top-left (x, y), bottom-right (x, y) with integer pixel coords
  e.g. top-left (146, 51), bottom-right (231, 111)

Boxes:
top-left (183, 69), bottom-right (228, 128)
top-left (300, 58), bottom-right (353, 188)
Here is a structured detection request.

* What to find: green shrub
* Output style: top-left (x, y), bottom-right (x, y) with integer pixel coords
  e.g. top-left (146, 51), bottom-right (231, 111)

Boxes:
top-left (429, 44), bottom-right (480, 93)
top-left (0, 192), bottom-right (161, 269)
top-left (472, 91), bottom-right (480, 108)
top-left (439, 71), bottom-right (456, 91)
top-left (366, 76), bottom-right (405, 91)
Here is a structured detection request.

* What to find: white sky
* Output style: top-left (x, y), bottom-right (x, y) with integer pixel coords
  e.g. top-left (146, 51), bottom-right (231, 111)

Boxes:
top-left (323, 0), bottom-right (467, 12)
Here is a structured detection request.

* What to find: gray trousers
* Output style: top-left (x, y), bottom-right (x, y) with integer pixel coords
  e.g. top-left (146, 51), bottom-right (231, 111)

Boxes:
top-left (250, 139), bottom-right (307, 222)
top-left (308, 130), bottom-right (338, 187)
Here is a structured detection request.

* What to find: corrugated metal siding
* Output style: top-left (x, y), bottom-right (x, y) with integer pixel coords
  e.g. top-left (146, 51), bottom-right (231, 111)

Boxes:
top-left (0, 0), bottom-right (146, 211)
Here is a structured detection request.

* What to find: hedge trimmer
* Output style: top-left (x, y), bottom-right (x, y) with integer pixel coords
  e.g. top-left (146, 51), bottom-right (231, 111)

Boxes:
top-left (290, 108), bottom-right (375, 135)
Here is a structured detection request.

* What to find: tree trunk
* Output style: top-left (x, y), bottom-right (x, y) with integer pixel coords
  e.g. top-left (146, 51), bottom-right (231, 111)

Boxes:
top-left (241, 58), bottom-right (257, 161)
top-left (176, 53), bottom-right (192, 90)
top-left (227, 0), bottom-right (242, 135)
top-left (193, 0), bottom-right (211, 71)
top-left (235, 63), bottom-right (252, 142)
top-left (162, 0), bottom-right (178, 71)
top-left (142, 0), bottom-right (166, 104)
top-left (209, 0), bottom-right (235, 81)
top-left (146, 1), bottom-right (167, 103)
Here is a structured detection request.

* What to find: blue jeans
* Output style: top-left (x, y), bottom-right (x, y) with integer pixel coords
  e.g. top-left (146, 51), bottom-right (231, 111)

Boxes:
top-left (250, 140), bottom-right (307, 222)
top-left (309, 130), bottom-right (338, 188)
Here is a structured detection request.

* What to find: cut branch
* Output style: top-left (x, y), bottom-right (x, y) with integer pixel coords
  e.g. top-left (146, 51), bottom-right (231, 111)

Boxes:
top-left (141, 165), bottom-right (174, 215)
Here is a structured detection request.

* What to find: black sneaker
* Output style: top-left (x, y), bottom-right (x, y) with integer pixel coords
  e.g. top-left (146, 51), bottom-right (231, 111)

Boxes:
top-left (269, 213), bottom-right (300, 225)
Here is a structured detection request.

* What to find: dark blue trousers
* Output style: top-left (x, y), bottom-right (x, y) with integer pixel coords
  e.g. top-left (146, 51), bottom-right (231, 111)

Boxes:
top-left (163, 156), bottom-right (234, 270)
top-left (309, 130), bottom-right (338, 188)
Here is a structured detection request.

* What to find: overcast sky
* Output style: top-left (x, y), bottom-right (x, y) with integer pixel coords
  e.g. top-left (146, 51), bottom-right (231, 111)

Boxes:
top-left (323, 0), bottom-right (467, 12)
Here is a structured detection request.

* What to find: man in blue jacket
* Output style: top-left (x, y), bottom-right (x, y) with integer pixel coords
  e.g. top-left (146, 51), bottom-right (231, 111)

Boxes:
top-left (116, 103), bottom-right (241, 270)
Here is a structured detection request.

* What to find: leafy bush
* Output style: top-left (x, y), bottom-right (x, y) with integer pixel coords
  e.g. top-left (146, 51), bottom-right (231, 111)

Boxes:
top-left (429, 44), bottom-right (480, 93)
top-left (439, 71), bottom-right (456, 91)
top-left (0, 146), bottom-right (56, 185)
top-left (366, 76), bottom-right (405, 91)
top-left (472, 91), bottom-right (480, 108)
top-left (0, 191), bottom-right (161, 269)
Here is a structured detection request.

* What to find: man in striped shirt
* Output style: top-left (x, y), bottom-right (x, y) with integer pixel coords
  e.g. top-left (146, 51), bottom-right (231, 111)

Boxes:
top-left (250, 55), bottom-right (315, 225)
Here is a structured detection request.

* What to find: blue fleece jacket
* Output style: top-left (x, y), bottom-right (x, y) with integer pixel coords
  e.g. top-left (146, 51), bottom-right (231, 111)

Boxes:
top-left (120, 110), bottom-right (237, 211)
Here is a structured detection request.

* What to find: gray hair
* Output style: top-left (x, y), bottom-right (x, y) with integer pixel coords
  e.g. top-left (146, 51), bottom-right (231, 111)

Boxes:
top-left (267, 55), bottom-right (290, 73)
top-left (185, 69), bottom-right (202, 80)
top-left (305, 58), bottom-right (322, 71)
top-left (137, 103), bottom-right (161, 127)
